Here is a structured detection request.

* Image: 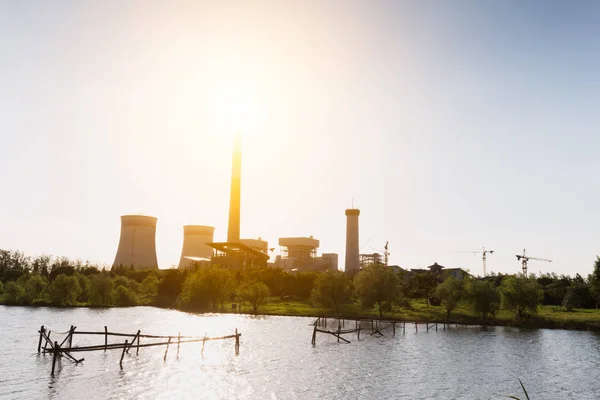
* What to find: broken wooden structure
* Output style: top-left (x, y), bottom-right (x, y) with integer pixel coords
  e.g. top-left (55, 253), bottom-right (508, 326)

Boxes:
top-left (37, 325), bottom-right (241, 376)
top-left (310, 317), bottom-right (473, 345)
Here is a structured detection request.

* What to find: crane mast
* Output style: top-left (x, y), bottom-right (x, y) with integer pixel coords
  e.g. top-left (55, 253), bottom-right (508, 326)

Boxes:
top-left (516, 249), bottom-right (552, 276)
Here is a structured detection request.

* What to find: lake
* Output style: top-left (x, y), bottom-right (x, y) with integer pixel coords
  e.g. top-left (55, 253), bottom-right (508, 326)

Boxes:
top-left (1, 305), bottom-right (600, 399)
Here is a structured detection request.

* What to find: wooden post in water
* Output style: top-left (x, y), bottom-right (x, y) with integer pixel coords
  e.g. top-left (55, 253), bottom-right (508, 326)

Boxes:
top-left (235, 328), bottom-right (240, 355)
top-left (201, 335), bottom-right (206, 356)
top-left (127, 330), bottom-right (140, 354)
top-left (69, 326), bottom-right (75, 348)
top-left (426, 321), bottom-right (429, 332)
top-left (104, 326), bottom-right (108, 351)
top-left (357, 325), bottom-right (361, 340)
top-left (435, 323), bottom-right (438, 332)
top-left (311, 325), bottom-right (317, 345)
top-left (392, 322), bottom-right (396, 336)
top-left (403, 322), bottom-right (406, 334)
top-left (51, 341), bottom-right (59, 376)
top-left (120, 340), bottom-right (128, 369)
top-left (177, 332), bottom-right (181, 358)
top-left (164, 337), bottom-right (171, 361)
top-left (44, 331), bottom-right (51, 354)
top-left (37, 326), bottom-right (45, 353)
top-left (415, 322), bottom-right (418, 332)
top-left (136, 331), bottom-right (141, 355)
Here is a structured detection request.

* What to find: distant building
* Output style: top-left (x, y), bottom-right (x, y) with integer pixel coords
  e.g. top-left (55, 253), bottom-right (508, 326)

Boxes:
top-left (274, 236), bottom-right (337, 272)
top-left (409, 262), bottom-right (470, 280)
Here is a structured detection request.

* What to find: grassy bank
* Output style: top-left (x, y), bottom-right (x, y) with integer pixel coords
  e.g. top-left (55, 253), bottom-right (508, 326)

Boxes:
top-left (212, 298), bottom-right (600, 332)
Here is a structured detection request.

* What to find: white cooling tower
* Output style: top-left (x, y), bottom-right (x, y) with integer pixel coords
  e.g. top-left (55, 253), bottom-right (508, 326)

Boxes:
top-left (178, 225), bottom-right (215, 269)
top-left (112, 215), bottom-right (159, 270)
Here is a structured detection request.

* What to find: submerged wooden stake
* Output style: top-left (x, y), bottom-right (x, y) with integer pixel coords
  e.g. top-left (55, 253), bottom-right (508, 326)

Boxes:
top-left (235, 328), bottom-right (240, 355)
top-left (37, 325), bottom-right (45, 353)
top-left (177, 333), bottom-right (180, 358)
top-left (104, 326), bottom-right (108, 351)
top-left (311, 325), bottom-right (317, 345)
top-left (51, 341), bottom-right (59, 376)
top-left (120, 340), bottom-right (128, 369)
top-left (164, 337), bottom-right (171, 361)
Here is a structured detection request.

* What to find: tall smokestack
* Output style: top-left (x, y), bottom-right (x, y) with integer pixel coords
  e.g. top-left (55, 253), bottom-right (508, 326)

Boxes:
top-left (345, 208), bottom-right (360, 273)
top-left (227, 134), bottom-right (242, 243)
top-left (113, 215), bottom-right (159, 270)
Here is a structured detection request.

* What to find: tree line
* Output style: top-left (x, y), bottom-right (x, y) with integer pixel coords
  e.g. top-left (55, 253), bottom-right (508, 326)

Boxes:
top-left (2, 249), bottom-right (600, 320)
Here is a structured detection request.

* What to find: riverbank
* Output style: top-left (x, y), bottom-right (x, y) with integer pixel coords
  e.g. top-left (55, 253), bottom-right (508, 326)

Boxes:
top-left (211, 298), bottom-right (600, 332)
top-left (5, 297), bottom-right (600, 332)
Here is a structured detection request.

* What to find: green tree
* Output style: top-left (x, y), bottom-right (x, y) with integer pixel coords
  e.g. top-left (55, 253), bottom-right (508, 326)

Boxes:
top-left (500, 275), bottom-right (543, 317)
top-left (49, 274), bottom-right (81, 306)
top-left (2, 281), bottom-right (25, 305)
top-left (465, 279), bottom-right (500, 320)
top-left (113, 285), bottom-right (137, 306)
top-left (141, 274), bottom-right (160, 303)
top-left (411, 271), bottom-right (438, 305)
top-left (354, 264), bottom-right (401, 317)
top-left (238, 281), bottom-right (270, 312)
top-left (23, 274), bottom-right (48, 304)
top-left (588, 256), bottom-right (600, 308)
top-left (311, 270), bottom-right (351, 312)
top-left (89, 274), bottom-right (114, 306)
top-left (179, 266), bottom-right (234, 311)
top-left (435, 276), bottom-right (464, 320)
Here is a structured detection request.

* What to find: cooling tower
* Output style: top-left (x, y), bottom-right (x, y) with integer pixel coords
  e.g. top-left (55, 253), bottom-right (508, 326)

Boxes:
top-left (112, 215), bottom-right (159, 270)
top-left (344, 209), bottom-right (360, 273)
top-left (178, 225), bottom-right (215, 269)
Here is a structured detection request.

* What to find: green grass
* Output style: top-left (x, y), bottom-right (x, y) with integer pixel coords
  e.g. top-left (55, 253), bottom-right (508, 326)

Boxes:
top-left (224, 298), bottom-right (600, 331)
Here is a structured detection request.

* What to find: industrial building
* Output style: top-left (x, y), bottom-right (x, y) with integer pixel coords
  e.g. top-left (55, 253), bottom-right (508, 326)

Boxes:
top-left (178, 225), bottom-right (215, 269)
top-left (273, 236), bottom-right (338, 272)
top-left (112, 215), bottom-right (159, 270)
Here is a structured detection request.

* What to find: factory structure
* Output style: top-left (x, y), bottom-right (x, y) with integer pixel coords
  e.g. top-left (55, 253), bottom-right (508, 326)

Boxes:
top-left (111, 134), bottom-right (343, 272)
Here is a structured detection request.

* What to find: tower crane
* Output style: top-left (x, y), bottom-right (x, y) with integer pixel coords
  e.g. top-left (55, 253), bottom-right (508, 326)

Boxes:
top-left (370, 241), bottom-right (390, 266)
top-left (454, 247), bottom-right (494, 276)
top-left (516, 249), bottom-right (551, 276)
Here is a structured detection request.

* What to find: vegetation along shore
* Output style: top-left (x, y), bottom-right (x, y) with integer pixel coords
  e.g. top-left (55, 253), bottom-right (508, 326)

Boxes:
top-left (2, 249), bottom-right (600, 332)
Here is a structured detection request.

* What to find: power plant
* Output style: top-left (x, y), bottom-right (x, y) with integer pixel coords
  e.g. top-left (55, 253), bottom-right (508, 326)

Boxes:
top-left (344, 208), bottom-right (360, 273)
top-left (112, 215), bottom-right (159, 270)
top-left (111, 134), bottom-right (343, 271)
top-left (177, 225), bottom-right (215, 269)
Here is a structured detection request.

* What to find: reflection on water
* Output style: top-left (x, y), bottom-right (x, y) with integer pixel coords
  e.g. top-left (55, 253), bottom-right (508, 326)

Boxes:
top-left (2, 305), bottom-right (600, 399)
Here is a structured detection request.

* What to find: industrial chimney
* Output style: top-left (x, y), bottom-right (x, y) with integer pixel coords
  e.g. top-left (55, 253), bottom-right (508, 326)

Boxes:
top-left (177, 225), bottom-right (215, 269)
top-left (344, 208), bottom-right (360, 273)
top-left (112, 215), bottom-right (159, 270)
top-left (227, 134), bottom-right (242, 243)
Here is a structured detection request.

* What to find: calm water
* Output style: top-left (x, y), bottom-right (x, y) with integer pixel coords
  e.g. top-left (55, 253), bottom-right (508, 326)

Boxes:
top-left (2, 306), bottom-right (600, 399)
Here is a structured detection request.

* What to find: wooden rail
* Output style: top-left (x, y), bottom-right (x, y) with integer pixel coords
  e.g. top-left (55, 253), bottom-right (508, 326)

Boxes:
top-left (37, 325), bottom-right (241, 376)
top-left (310, 317), bottom-right (476, 345)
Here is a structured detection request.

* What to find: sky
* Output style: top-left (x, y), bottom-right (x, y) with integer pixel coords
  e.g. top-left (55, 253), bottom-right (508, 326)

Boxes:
top-left (1, 0), bottom-right (600, 277)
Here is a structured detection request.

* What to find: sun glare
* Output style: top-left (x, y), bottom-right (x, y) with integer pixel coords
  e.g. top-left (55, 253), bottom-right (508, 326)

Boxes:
top-left (215, 88), bottom-right (265, 138)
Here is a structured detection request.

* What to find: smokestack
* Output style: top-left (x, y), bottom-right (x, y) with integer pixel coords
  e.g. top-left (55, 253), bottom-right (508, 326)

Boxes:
top-left (178, 225), bottom-right (215, 269)
top-left (227, 134), bottom-right (242, 243)
top-left (344, 208), bottom-right (360, 273)
top-left (113, 215), bottom-right (159, 270)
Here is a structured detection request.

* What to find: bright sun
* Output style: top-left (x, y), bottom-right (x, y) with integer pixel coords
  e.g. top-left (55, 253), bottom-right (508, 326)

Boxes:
top-left (215, 88), bottom-right (265, 137)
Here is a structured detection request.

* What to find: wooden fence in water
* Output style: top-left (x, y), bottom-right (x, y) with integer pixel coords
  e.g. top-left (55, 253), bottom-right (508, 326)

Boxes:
top-left (37, 325), bottom-right (241, 376)
top-left (310, 317), bottom-right (475, 345)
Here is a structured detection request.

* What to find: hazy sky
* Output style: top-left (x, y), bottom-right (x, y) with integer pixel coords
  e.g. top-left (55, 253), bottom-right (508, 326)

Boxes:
top-left (1, 0), bottom-right (600, 277)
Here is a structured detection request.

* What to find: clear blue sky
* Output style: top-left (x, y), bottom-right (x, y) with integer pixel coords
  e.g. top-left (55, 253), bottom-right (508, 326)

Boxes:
top-left (1, 0), bottom-right (599, 277)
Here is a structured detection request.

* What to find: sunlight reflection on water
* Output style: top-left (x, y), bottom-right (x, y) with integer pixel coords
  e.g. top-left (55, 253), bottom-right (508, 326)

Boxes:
top-left (3, 306), bottom-right (600, 400)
